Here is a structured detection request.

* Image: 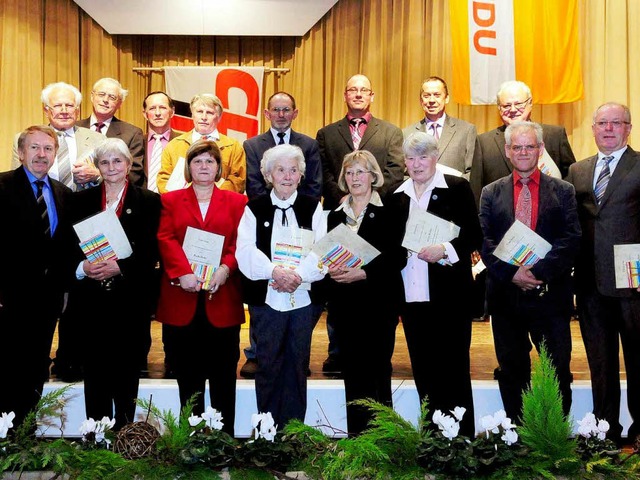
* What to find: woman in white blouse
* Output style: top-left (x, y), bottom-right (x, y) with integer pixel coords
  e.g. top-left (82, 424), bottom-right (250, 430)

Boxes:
top-left (236, 144), bottom-right (326, 430)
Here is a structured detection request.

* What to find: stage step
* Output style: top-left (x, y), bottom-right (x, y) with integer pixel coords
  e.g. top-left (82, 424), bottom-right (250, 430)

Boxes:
top-left (40, 379), bottom-right (631, 438)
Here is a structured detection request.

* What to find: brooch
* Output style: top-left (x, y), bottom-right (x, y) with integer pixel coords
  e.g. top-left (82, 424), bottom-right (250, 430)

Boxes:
top-left (432, 194), bottom-right (438, 201)
top-left (264, 221), bottom-right (270, 227)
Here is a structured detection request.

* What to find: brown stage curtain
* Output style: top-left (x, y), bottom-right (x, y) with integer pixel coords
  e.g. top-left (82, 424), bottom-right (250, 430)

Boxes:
top-left (1, 0), bottom-right (638, 171)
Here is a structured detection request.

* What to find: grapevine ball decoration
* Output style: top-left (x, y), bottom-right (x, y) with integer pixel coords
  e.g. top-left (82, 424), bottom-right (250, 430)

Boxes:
top-left (113, 421), bottom-right (160, 459)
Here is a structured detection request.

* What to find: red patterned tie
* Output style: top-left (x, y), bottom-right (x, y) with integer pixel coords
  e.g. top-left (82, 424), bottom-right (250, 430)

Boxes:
top-left (515, 177), bottom-right (532, 228)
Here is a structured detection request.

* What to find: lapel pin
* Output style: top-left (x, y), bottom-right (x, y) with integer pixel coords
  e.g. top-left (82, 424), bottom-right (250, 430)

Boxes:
top-left (264, 221), bottom-right (270, 227)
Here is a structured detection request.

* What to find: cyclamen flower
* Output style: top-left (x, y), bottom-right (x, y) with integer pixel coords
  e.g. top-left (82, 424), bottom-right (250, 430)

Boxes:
top-left (188, 414), bottom-right (203, 428)
top-left (501, 428), bottom-right (518, 446)
top-left (577, 412), bottom-right (609, 440)
top-left (79, 416), bottom-right (115, 444)
top-left (251, 412), bottom-right (277, 442)
top-left (202, 406), bottom-right (224, 431)
top-left (451, 407), bottom-right (466, 422)
top-left (432, 410), bottom-right (460, 440)
top-left (0, 411), bottom-right (15, 439)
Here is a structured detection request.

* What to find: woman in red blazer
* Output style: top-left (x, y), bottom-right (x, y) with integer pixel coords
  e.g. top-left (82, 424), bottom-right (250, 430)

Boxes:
top-left (156, 140), bottom-right (247, 437)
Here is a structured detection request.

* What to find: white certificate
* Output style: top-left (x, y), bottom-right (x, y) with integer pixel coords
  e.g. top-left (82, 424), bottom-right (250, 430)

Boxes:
top-left (312, 223), bottom-right (380, 268)
top-left (73, 208), bottom-right (132, 261)
top-left (402, 209), bottom-right (460, 253)
top-left (614, 244), bottom-right (640, 289)
top-left (272, 225), bottom-right (315, 291)
top-left (182, 226), bottom-right (224, 266)
top-left (493, 220), bottom-right (552, 266)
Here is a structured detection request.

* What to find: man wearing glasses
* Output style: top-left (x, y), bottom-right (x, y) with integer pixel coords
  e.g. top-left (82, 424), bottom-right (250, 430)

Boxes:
top-left (470, 80), bottom-right (575, 205)
top-left (239, 91), bottom-right (322, 379)
top-left (78, 77), bottom-right (145, 187)
top-left (479, 120), bottom-right (580, 424)
top-left (567, 103), bottom-right (640, 446)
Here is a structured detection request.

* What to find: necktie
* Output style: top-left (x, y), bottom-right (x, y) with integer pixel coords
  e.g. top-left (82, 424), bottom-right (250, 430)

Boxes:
top-left (56, 132), bottom-right (73, 189)
top-left (277, 132), bottom-right (286, 145)
top-left (594, 155), bottom-right (614, 205)
top-left (515, 177), bottom-right (532, 228)
top-left (429, 123), bottom-right (440, 140)
top-left (94, 122), bottom-right (106, 134)
top-left (147, 134), bottom-right (163, 193)
top-left (277, 205), bottom-right (292, 226)
top-left (351, 118), bottom-right (364, 150)
top-left (35, 180), bottom-right (51, 237)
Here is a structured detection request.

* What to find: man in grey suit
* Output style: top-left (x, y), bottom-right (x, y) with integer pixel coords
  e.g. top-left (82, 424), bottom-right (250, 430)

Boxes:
top-left (470, 80), bottom-right (576, 204)
top-left (316, 73), bottom-right (404, 373)
top-left (567, 102), bottom-right (640, 444)
top-left (480, 121), bottom-right (580, 423)
top-left (403, 76), bottom-right (476, 178)
top-left (78, 77), bottom-right (145, 187)
top-left (12, 82), bottom-right (104, 191)
top-left (239, 91), bottom-right (322, 379)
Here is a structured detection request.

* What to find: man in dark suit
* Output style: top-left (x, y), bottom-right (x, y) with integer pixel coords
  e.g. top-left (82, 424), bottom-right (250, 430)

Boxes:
top-left (239, 91), bottom-right (322, 378)
top-left (0, 125), bottom-right (75, 429)
top-left (78, 77), bottom-right (145, 187)
top-left (245, 91), bottom-right (322, 201)
top-left (316, 74), bottom-right (405, 373)
top-left (142, 91), bottom-right (179, 193)
top-left (470, 80), bottom-right (576, 204)
top-left (567, 102), bottom-right (640, 444)
top-left (479, 121), bottom-right (581, 423)
top-left (316, 74), bottom-right (405, 211)
top-left (403, 76), bottom-right (476, 178)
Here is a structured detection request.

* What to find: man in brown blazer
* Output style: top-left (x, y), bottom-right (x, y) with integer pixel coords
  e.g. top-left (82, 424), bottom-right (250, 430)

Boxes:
top-left (567, 102), bottom-right (640, 445)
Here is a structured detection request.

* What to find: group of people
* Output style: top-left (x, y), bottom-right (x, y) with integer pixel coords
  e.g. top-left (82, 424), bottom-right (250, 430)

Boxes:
top-left (1, 73), bottom-right (639, 446)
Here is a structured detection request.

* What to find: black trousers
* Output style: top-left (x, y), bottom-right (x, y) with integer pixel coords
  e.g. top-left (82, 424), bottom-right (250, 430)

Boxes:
top-left (402, 301), bottom-right (475, 438)
top-left (164, 293), bottom-right (240, 437)
top-left (578, 289), bottom-right (640, 442)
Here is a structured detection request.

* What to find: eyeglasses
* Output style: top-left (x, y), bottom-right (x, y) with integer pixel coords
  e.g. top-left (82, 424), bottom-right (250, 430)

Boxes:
top-left (509, 144), bottom-right (540, 153)
top-left (345, 169), bottom-right (371, 178)
top-left (594, 120), bottom-right (630, 129)
top-left (499, 98), bottom-right (531, 112)
top-left (269, 107), bottom-right (293, 114)
top-left (93, 91), bottom-right (119, 102)
top-left (345, 87), bottom-right (372, 96)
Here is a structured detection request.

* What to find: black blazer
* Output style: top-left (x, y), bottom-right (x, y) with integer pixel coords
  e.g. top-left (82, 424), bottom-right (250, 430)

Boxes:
top-left (0, 166), bottom-right (75, 310)
top-left (479, 173), bottom-right (581, 311)
top-left (470, 123), bottom-right (576, 205)
top-left (243, 130), bottom-right (322, 200)
top-left (78, 117), bottom-right (145, 188)
top-left (68, 183), bottom-right (161, 315)
top-left (316, 116), bottom-right (405, 210)
top-left (386, 176), bottom-right (482, 309)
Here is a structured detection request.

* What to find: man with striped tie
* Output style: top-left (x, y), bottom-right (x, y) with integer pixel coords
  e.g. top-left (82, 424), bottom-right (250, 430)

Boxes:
top-left (567, 102), bottom-right (640, 446)
top-left (0, 125), bottom-right (75, 430)
top-left (12, 83), bottom-right (104, 192)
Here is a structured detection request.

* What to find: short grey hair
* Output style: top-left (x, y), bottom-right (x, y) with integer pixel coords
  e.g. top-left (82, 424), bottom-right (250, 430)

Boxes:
top-left (592, 102), bottom-right (632, 124)
top-left (337, 150), bottom-right (384, 191)
top-left (93, 77), bottom-right (128, 100)
top-left (190, 93), bottom-right (224, 116)
top-left (496, 80), bottom-right (531, 105)
top-left (402, 131), bottom-right (439, 158)
top-left (261, 144), bottom-right (306, 187)
top-left (93, 138), bottom-right (132, 167)
top-left (41, 82), bottom-right (82, 107)
top-left (504, 121), bottom-right (543, 145)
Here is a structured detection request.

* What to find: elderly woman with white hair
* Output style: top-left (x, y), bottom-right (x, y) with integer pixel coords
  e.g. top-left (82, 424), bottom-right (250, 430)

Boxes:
top-left (63, 137), bottom-right (161, 429)
top-left (324, 149), bottom-right (407, 436)
top-left (236, 143), bottom-right (326, 430)
top-left (386, 131), bottom-right (482, 437)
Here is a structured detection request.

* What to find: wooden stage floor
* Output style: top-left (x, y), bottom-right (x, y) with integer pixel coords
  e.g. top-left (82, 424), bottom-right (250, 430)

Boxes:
top-left (51, 312), bottom-right (620, 383)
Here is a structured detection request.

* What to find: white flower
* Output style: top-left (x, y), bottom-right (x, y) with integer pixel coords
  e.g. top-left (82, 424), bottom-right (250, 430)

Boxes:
top-left (202, 406), bottom-right (224, 431)
top-left (251, 412), bottom-right (278, 442)
top-left (432, 410), bottom-right (460, 440)
top-left (480, 412), bottom-right (501, 436)
top-left (189, 414), bottom-right (203, 427)
top-left (501, 428), bottom-right (518, 445)
top-left (79, 416), bottom-right (114, 444)
top-left (577, 412), bottom-right (609, 440)
top-left (451, 407), bottom-right (466, 422)
top-left (0, 411), bottom-right (15, 439)
top-left (79, 418), bottom-right (97, 437)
